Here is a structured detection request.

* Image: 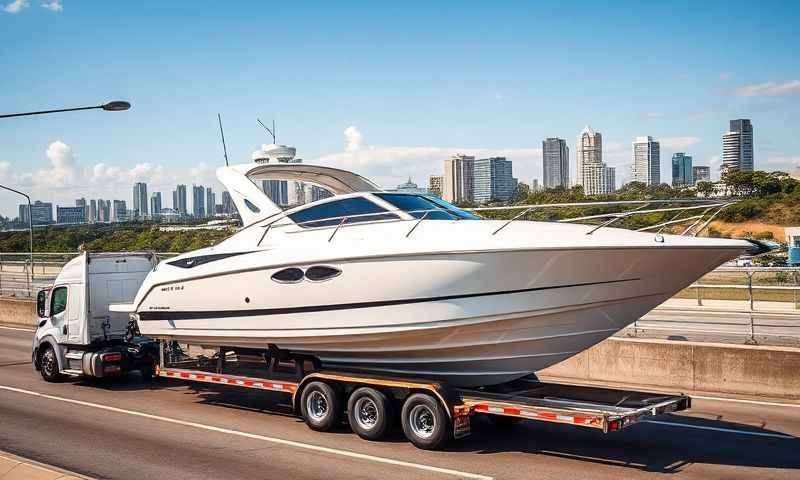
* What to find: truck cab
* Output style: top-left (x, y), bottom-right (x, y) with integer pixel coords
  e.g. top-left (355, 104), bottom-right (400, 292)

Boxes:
top-left (33, 251), bottom-right (158, 382)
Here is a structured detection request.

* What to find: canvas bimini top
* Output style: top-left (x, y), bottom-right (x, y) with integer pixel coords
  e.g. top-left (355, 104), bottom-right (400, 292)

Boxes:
top-left (216, 163), bottom-right (382, 226)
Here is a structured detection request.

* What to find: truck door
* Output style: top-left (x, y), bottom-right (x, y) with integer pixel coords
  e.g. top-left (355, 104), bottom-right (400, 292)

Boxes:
top-left (49, 286), bottom-right (68, 343)
top-left (65, 284), bottom-right (83, 343)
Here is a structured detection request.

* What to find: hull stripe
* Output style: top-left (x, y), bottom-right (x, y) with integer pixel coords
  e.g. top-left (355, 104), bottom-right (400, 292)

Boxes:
top-left (139, 277), bottom-right (639, 321)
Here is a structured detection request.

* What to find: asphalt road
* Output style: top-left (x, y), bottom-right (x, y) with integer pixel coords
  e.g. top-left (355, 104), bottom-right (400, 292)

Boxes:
top-left (1, 326), bottom-right (798, 480)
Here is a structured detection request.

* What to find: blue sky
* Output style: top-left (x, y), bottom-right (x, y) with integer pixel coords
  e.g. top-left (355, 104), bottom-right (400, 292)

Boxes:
top-left (1, 0), bottom-right (799, 216)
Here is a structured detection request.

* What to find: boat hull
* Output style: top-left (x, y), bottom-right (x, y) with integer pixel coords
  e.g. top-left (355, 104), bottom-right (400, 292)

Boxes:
top-left (136, 245), bottom-right (742, 387)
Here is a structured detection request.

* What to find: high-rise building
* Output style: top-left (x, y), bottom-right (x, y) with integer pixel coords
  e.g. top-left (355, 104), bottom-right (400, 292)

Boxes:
top-left (173, 185), bottom-right (187, 216)
top-left (583, 163), bottom-right (616, 196)
top-left (112, 200), bottom-right (127, 222)
top-left (575, 126), bottom-right (602, 187)
top-left (19, 201), bottom-right (53, 225)
top-left (150, 192), bottom-right (162, 219)
top-left (722, 119), bottom-right (754, 172)
top-left (96, 199), bottom-right (106, 222)
top-left (57, 206), bottom-right (85, 224)
top-left (473, 157), bottom-right (514, 204)
top-left (542, 138), bottom-right (569, 189)
top-left (192, 185), bottom-right (206, 218)
top-left (252, 143), bottom-right (296, 206)
top-left (133, 182), bottom-right (148, 218)
top-left (632, 136), bottom-right (661, 186)
top-left (89, 199), bottom-right (97, 223)
top-left (428, 175), bottom-right (443, 198)
top-left (221, 191), bottom-right (233, 215)
top-left (394, 177), bottom-right (428, 194)
top-left (531, 179), bottom-right (541, 192)
top-left (442, 154), bottom-right (474, 204)
top-left (692, 166), bottom-right (711, 184)
top-left (206, 187), bottom-right (215, 218)
top-left (75, 198), bottom-right (87, 222)
top-left (671, 153), bottom-right (693, 187)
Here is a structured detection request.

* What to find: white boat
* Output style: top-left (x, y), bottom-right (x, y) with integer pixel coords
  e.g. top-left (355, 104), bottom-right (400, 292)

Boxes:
top-left (120, 162), bottom-right (757, 387)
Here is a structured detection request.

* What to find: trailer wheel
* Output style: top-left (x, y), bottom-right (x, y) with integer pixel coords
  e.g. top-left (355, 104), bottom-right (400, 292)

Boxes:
top-left (39, 345), bottom-right (65, 383)
top-left (300, 381), bottom-right (341, 432)
top-left (401, 393), bottom-right (450, 450)
top-left (347, 387), bottom-right (391, 441)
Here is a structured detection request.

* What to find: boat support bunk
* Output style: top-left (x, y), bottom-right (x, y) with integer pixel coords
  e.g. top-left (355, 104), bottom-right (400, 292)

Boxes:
top-left (154, 341), bottom-right (690, 450)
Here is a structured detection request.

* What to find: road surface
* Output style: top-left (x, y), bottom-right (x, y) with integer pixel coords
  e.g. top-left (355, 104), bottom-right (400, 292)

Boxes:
top-left (0, 326), bottom-right (798, 480)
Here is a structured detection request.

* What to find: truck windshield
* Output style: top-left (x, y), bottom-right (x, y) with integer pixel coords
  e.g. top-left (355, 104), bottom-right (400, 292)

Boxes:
top-left (374, 193), bottom-right (481, 220)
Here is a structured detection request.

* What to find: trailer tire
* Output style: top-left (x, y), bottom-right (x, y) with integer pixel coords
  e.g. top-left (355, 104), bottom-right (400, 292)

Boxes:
top-left (347, 387), bottom-right (392, 441)
top-left (39, 345), bottom-right (65, 383)
top-left (401, 393), bottom-right (450, 450)
top-left (300, 381), bottom-right (341, 432)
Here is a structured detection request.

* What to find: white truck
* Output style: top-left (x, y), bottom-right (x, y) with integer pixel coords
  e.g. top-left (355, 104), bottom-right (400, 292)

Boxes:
top-left (32, 252), bottom-right (158, 381)
top-left (32, 251), bottom-right (691, 449)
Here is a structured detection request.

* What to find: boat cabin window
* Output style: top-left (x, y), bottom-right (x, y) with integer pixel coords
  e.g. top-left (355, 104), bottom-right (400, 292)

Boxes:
top-left (374, 193), bottom-right (481, 220)
top-left (288, 197), bottom-right (399, 228)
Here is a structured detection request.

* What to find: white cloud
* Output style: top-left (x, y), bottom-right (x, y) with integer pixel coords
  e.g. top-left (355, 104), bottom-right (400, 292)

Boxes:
top-left (734, 80), bottom-right (800, 97)
top-left (3, 0), bottom-right (29, 13)
top-left (344, 126), bottom-right (364, 152)
top-left (40, 0), bottom-right (61, 11)
top-left (314, 126), bottom-right (542, 188)
top-left (0, 161), bottom-right (10, 182)
top-left (660, 136), bottom-right (701, 150)
top-left (36, 140), bottom-right (78, 188)
top-left (189, 162), bottom-right (214, 184)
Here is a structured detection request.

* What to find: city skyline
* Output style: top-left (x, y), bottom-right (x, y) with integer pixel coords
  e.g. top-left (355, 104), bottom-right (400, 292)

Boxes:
top-left (1, 2), bottom-right (799, 216)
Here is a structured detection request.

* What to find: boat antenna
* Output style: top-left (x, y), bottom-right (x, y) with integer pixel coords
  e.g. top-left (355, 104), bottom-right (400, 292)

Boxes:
top-left (257, 118), bottom-right (276, 144)
top-left (217, 113), bottom-right (229, 166)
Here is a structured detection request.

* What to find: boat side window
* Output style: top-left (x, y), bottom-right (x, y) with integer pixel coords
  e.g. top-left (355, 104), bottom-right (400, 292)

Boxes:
top-left (50, 286), bottom-right (67, 316)
top-left (288, 197), bottom-right (398, 228)
top-left (374, 193), bottom-right (481, 220)
top-left (424, 196), bottom-right (482, 220)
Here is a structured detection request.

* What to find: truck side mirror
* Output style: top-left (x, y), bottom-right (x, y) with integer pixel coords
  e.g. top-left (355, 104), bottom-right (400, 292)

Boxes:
top-left (36, 290), bottom-right (47, 318)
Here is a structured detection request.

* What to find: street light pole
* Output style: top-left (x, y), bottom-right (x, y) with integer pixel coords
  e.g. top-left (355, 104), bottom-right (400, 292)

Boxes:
top-left (0, 101), bottom-right (131, 119)
top-left (0, 185), bottom-right (34, 287)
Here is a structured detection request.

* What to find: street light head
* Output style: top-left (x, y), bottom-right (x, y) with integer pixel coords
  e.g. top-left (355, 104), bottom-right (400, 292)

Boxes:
top-left (102, 101), bottom-right (131, 112)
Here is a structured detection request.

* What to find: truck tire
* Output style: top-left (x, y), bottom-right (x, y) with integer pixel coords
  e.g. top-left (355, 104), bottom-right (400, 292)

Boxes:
top-left (401, 393), bottom-right (450, 450)
top-left (300, 381), bottom-right (341, 432)
top-left (39, 345), bottom-right (65, 383)
top-left (347, 387), bottom-right (392, 441)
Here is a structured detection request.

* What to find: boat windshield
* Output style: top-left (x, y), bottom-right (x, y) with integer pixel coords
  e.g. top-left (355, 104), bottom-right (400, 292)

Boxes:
top-left (374, 193), bottom-right (481, 220)
top-left (289, 196), bottom-right (400, 228)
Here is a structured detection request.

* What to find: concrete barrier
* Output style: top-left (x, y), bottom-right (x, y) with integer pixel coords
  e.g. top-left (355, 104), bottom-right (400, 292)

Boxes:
top-left (0, 297), bottom-right (36, 328)
top-left (541, 337), bottom-right (800, 399)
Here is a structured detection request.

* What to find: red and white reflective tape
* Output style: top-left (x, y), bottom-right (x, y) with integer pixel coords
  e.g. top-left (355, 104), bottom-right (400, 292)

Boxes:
top-left (472, 403), bottom-right (596, 426)
top-left (160, 369), bottom-right (298, 393)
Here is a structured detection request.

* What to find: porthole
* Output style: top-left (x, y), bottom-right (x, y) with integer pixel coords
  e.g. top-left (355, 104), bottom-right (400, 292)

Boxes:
top-left (305, 265), bottom-right (341, 282)
top-left (271, 267), bottom-right (304, 283)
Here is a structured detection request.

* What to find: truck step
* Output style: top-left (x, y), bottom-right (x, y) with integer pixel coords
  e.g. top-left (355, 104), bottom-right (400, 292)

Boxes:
top-left (65, 351), bottom-right (84, 360)
top-left (62, 369), bottom-right (83, 376)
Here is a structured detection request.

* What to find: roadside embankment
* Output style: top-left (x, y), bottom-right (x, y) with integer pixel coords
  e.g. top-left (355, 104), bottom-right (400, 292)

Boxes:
top-left (541, 336), bottom-right (800, 399)
top-left (0, 450), bottom-right (90, 479)
top-left (2, 296), bottom-right (798, 399)
top-left (0, 297), bottom-right (36, 328)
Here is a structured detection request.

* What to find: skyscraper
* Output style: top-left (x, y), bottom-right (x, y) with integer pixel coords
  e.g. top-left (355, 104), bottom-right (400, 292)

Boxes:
top-left (19, 201), bottom-right (53, 225)
top-left (428, 175), bottom-right (443, 198)
top-left (206, 187), bottom-right (215, 218)
top-left (173, 185), bottom-right (187, 216)
top-left (112, 200), bottom-right (127, 222)
top-left (542, 138), bottom-right (569, 189)
top-left (133, 182), bottom-right (149, 219)
top-left (632, 136), bottom-right (661, 185)
top-left (150, 192), bottom-right (162, 219)
top-left (473, 157), bottom-right (514, 203)
top-left (692, 166), bottom-right (711, 184)
top-left (442, 154), bottom-right (474, 204)
top-left (75, 198), bottom-right (87, 222)
top-left (89, 199), bottom-right (97, 223)
top-left (671, 153), bottom-right (693, 187)
top-left (221, 191), bottom-right (234, 215)
top-left (252, 143), bottom-right (296, 206)
top-left (722, 119), bottom-right (754, 172)
top-left (575, 126), bottom-right (602, 188)
top-left (192, 185), bottom-right (206, 218)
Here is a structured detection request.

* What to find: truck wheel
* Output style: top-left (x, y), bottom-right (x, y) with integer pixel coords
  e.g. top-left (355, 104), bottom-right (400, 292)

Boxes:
top-left (401, 393), bottom-right (450, 450)
top-left (347, 387), bottom-right (392, 441)
top-left (39, 345), bottom-right (65, 383)
top-left (300, 381), bottom-right (341, 432)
